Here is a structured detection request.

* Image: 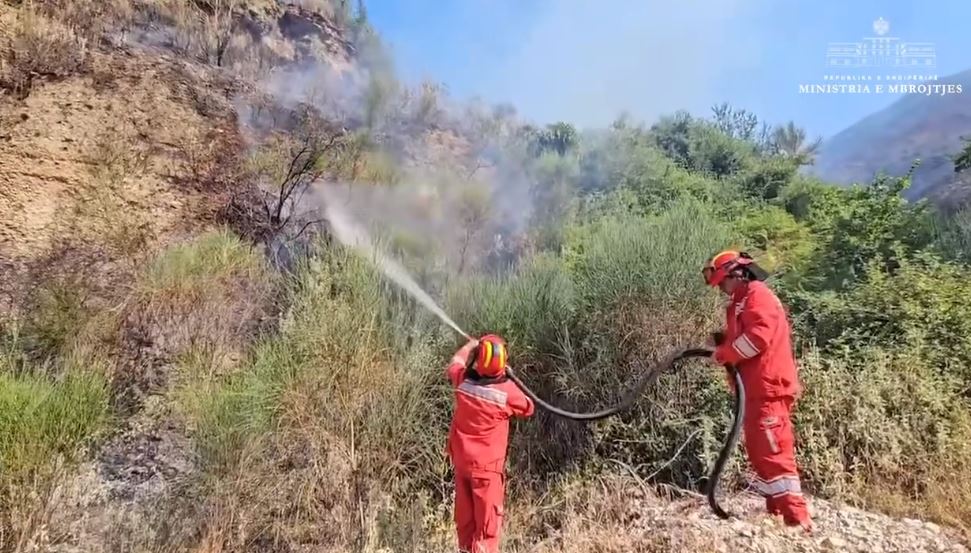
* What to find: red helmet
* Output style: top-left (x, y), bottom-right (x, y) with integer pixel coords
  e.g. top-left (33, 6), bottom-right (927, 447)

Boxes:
top-left (474, 334), bottom-right (508, 377)
top-left (702, 250), bottom-right (754, 287)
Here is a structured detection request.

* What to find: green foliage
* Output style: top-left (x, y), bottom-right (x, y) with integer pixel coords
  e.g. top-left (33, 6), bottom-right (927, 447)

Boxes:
top-left (801, 174), bottom-right (935, 290)
top-left (734, 205), bottom-right (815, 277)
top-left (953, 137), bottom-right (971, 173)
top-left (791, 253), bottom-right (971, 385)
top-left (711, 102), bottom-right (760, 142)
top-left (735, 155), bottom-right (800, 201)
top-left (141, 229), bottom-right (268, 298)
top-left (534, 122), bottom-right (579, 156)
top-left (450, 200), bottom-right (731, 479)
top-left (529, 153), bottom-right (580, 252)
top-left (934, 205), bottom-right (971, 263)
top-left (576, 125), bottom-right (721, 212)
top-left (651, 110), bottom-right (694, 166)
top-left (565, 201), bottom-right (730, 312)
top-left (650, 111), bottom-right (755, 179)
top-left (688, 124), bottom-right (752, 178)
top-left (178, 245), bottom-right (447, 486)
top-left (769, 121), bottom-right (822, 166)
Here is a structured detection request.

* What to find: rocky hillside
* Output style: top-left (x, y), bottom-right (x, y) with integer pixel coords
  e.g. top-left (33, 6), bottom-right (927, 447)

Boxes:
top-left (812, 68), bottom-right (971, 204)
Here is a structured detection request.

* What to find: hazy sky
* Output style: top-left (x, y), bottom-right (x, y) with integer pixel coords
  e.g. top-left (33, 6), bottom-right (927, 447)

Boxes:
top-left (367, 0), bottom-right (971, 140)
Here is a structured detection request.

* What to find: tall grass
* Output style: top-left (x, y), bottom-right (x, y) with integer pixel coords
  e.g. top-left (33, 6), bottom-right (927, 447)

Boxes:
top-left (0, 348), bottom-right (109, 550)
top-left (0, 360), bottom-right (108, 478)
top-left (174, 244), bottom-right (453, 550)
top-left (795, 347), bottom-right (971, 537)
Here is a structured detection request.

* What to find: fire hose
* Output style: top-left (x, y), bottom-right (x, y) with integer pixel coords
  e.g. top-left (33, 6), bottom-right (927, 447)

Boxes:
top-left (501, 348), bottom-right (744, 520)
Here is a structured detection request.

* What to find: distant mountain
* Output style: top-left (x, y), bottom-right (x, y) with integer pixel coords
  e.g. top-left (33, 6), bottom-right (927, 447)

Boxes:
top-left (811, 69), bottom-right (971, 205)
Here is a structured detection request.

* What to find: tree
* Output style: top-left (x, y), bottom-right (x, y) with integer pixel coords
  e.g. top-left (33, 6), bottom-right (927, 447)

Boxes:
top-left (689, 124), bottom-right (750, 178)
top-left (245, 114), bottom-right (345, 239)
top-left (711, 102), bottom-right (759, 142)
top-left (771, 121), bottom-right (822, 166)
top-left (536, 122), bottom-right (578, 156)
top-left (954, 137), bottom-right (971, 173)
top-left (738, 156), bottom-right (800, 200)
top-left (651, 110), bottom-right (694, 166)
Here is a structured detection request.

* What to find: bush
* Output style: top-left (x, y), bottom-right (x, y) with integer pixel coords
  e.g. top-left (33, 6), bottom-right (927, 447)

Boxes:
top-left (734, 204), bottom-right (815, 278)
top-left (795, 347), bottom-right (971, 535)
top-left (18, 275), bottom-right (92, 361)
top-left (0, 7), bottom-right (90, 97)
top-left (790, 253), bottom-right (971, 385)
top-left (114, 229), bottom-right (274, 412)
top-left (800, 175), bottom-right (935, 290)
top-left (175, 244), bottom-right (452, 550)
top-left (449, 200), bottom-right (735, 483)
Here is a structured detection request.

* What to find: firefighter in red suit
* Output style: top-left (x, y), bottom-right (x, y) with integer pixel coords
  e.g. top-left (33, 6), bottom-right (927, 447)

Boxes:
top-left (702, 250), bottom-right (813, 532)
top-left (446, 334), bottom-right (534, 553)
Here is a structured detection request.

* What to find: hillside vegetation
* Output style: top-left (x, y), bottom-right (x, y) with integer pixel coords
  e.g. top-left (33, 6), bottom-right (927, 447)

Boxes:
top-left (2, 2), bottom-right (971, 552)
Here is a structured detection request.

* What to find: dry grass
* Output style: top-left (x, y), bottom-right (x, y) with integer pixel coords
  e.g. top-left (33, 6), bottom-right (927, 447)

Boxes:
top-left (863, 453), bottom-right (971, 542)
top-left (794, 347), bottom-right (971, 542)
top-left (115, 230), bottom-right (275, 410)
top-left (68, 127), bottom-right (156, 264)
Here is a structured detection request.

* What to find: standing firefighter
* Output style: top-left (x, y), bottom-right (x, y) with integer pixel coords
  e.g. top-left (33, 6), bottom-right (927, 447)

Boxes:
top-left (702, 251), bottom-right (813, 532)
top-left (446, 335), bottom-right (534, 553)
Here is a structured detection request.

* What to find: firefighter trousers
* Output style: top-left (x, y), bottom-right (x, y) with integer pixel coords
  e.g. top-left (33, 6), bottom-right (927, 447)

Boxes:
top-left (454, 468), bottom-right (505, 553)
top-left (743, 396), bottom-right (811, 526)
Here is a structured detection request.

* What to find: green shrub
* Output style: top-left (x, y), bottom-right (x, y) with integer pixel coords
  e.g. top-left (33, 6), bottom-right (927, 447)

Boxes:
top-left (735, 156), bottom-right (799, 200)
top-left (799, 175), bottom-right (935, 290)
top-left (448, 200), bottom-right (736, 482)
top-left (734, 204), bottom-right (816, 278)
top-left (178, 245), bottom-right (448, 485)
top-left (565, 200), bottom-right (731, 312)
top-left (791, 253), bottom-right (971, 385)
top-left (0, 361), bottom-right (108, 478)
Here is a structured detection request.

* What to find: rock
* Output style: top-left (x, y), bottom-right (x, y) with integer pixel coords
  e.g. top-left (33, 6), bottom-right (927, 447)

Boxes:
top-left (925, 522), bottom-right (941, 533)
top-left (822, 536), bottom-right (849, 550)
top-left (904, 518), bottom-right (923, 527)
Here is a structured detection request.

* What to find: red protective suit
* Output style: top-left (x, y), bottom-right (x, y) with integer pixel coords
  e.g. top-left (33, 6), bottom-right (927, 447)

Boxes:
top-left (446, 343), bottom-right (534, 553)
top-left (713, 280), bottom-right (811, 528)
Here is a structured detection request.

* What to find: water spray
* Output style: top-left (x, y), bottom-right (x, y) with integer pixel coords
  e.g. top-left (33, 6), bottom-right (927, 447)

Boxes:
top-left (320, 185), bottom-right (472, 340)
top-left (317, 187), bottom-right (742, 520)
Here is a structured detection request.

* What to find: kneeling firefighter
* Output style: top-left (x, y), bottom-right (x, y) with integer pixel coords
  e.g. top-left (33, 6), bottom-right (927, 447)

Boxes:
top-left (446, 335), bottom-right (535, 553)
top-left (703, 251), bottom-right (813, 531)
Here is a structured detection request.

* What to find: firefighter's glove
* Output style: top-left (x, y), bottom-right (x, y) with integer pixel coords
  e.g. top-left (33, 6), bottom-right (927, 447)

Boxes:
top-left (451, 338), bottom-right (479, 367)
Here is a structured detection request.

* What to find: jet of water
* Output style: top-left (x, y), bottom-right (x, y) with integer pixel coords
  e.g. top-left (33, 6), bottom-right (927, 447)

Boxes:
top-left (319, 185), bottom-right (472, 341)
